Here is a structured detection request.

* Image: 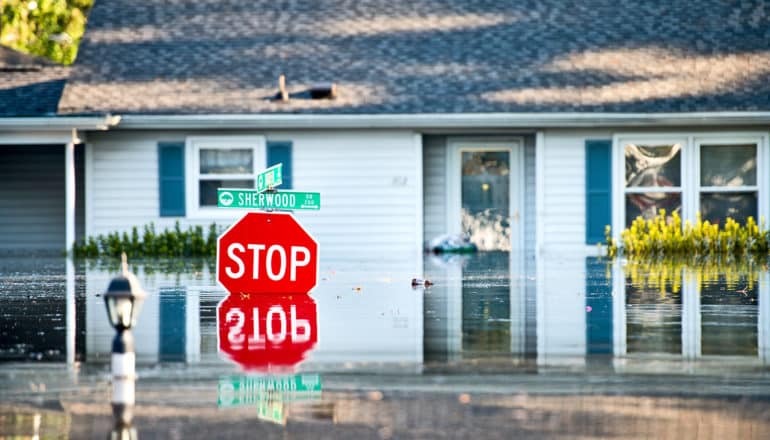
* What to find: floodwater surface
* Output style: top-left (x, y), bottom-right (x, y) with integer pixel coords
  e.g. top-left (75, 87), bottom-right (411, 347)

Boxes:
top-left (1, 252), bottom-right (769, 438)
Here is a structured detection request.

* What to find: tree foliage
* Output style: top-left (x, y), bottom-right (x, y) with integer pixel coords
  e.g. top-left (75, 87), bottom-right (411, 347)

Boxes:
top-left (1, 0), bottom-right (92, 65)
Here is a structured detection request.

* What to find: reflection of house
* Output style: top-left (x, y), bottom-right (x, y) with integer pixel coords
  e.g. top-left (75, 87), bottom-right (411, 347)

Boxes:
top-left (425, 253), bottom-right (770, 369)
top-left (83, 256), bottom-right (424, 368)
top-left (2, 2), bottom-right (770, 257)
top-left (85, 268), bottom-right (202, 363)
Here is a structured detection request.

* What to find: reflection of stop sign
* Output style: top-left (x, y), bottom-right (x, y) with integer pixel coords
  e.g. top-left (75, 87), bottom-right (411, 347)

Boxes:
top-left (217, 212), bottom-right (318, 295)
top-left (217, 294), bottom-right (318, 371)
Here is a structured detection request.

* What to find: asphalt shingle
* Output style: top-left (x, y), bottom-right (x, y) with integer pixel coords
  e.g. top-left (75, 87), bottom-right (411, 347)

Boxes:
top-left (57, 0), bottom-right (770, 115)
top-left (0, 46), bottom-right (69, 116)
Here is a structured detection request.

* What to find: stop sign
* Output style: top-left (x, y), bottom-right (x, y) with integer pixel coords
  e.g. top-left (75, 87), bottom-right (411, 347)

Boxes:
top-left (217, 293), bottom-right (318, 372)
top-left (217, 212), bottom-right (318, 295)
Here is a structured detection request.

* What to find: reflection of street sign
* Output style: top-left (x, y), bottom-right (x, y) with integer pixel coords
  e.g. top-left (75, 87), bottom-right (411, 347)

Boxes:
top-left (257, 395), bottom-right (286, 425)
top-left (217, 293), bottom-right (318, 371)
top-left (256, 163), bottom-right (282, 193)
top-left (217, 212), bottom-right (318, 295)
top-left (217, 374), bottom-right (322, 407)
top-left (217, 189), bottom-right (320, 210)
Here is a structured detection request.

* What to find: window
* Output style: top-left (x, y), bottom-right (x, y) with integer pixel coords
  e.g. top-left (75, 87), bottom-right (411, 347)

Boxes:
top-left (186, 136), bottom-right (265, 217)
top-left (614, 133), bottom-right (767, 231)
top-left (697, 142), bottom-right (757, 225)
top-left (624, 142), bottom-right (683, 226)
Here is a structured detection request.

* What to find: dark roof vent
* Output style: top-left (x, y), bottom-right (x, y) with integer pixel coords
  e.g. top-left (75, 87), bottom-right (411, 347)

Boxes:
top-left (309, 83), bottom-right (337, 100)
top-left (274, 75), bottom-right (338, 102)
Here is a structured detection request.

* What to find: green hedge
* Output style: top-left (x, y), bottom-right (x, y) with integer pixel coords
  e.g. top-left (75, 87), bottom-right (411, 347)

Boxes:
top-left (73, 222), bottom-right (219, 258)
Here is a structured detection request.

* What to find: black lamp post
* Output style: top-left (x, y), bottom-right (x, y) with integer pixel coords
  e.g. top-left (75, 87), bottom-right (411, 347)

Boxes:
top-left (104, 253), bottom-right (145, 438)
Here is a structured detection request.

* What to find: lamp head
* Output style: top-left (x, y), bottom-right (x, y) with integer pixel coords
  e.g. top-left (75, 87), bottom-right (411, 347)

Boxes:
top-left (103, 254), bottom-right (146, 331)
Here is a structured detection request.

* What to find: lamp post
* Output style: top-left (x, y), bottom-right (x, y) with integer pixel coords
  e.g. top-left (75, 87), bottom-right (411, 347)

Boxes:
top-left (103, 253), bottom-right (146, 438)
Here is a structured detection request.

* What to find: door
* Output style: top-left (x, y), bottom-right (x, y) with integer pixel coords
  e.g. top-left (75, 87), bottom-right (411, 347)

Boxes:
top-left (447, 140), bottom-right (524, 252)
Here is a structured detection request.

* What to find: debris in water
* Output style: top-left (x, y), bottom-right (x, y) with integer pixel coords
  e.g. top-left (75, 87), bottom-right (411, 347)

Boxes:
top-left (411, 278), bottom-right (433, 288)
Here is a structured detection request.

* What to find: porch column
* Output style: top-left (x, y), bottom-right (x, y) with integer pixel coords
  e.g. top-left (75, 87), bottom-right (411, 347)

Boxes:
top-left (760, 272), bottom-right (769, 364)
top-left (612, 261), bottom-right (627, 373)
top-left (66, 257), bottom-right (76, 366)
top-left (681, 274), bottom-right (701, 360)
top-left (65, 139), bottom-right (76, 253)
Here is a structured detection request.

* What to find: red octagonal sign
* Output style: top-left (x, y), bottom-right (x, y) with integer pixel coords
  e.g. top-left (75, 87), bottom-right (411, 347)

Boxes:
top-left (217, 293), bottom-right (318, 372)
top-left (217, 212), bottom-right (318, 295)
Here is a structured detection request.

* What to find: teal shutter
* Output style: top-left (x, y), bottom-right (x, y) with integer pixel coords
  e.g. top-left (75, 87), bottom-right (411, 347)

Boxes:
top-left (159, 288), bottom-right (186, 362)
top-left (586, 140), bottom-right (612, 244)
top-left (586, 257), bottom-right (613, 354)
top-left (267, 141), bottom-right (292, 189)
top-left (158, 142), bottom-right (186, 217)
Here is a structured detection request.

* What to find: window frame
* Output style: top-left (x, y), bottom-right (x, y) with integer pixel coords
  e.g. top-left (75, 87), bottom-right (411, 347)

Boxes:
top-left (612, 132), bottom-right (769, 240)
top-left (694, 136), bottom-right (763, 224)
top-left (185, 136), bottom-right (266, 219)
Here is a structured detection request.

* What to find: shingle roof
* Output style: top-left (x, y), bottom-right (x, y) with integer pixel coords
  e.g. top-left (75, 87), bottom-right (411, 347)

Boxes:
top-left (0, 46), bottom-right (69, 116)
top-left (59, 0), bottom-right (770, 115)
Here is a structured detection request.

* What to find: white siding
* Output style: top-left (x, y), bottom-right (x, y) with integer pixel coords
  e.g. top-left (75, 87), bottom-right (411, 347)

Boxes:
top-left (422, 135), bottom-right (447, 244)
top-left (523, 137), bottom-right (536, 260)
top-left (540, 129), bottom-right (612, 254)
top-left (537, 252), bottom-right (587, 366)
top-left (88, 130), bottom-right (420, 263)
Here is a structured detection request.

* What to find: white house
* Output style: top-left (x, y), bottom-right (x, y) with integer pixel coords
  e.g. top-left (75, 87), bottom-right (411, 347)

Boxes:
top-left (2, 0), bottom-right (770, 261)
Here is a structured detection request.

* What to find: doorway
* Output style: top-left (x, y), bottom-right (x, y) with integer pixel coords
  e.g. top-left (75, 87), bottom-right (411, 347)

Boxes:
top-left (447, 140), bottom-right (524, 252)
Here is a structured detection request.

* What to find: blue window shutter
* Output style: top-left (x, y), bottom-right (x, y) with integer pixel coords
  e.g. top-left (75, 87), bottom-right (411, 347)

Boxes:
top-left (159, 288), bottom-right (186, 362)
top-left (586, 140), bottom-right (612, 244)
top-left (158, 142), bottom-right (186, 217)
top-left (267, 141), bottom-right (293, 189)
top-left (586, 257), bottom-right (613, 354)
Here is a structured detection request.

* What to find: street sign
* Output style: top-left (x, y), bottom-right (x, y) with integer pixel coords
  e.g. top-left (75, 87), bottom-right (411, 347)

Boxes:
top-left (217, 293), bottom-right (318, 371)
top-left (217, 212), bottom-right (318, 295)
top-left (256, 163), bottom-right (282, 193)
top-left (218, 189), bottom-right (320, 210)
top-left (217, 374), bottom-right (322, 408)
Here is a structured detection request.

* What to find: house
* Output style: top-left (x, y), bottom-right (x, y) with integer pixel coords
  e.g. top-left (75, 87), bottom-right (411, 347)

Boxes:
top-left (2, 0), bottom-right (770, 263)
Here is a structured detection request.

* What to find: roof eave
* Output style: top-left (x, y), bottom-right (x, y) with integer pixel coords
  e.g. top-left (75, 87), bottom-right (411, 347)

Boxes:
top-left (114, 112), bottom-right (770, 130)
top-left (0, 115), bottom-right (121, 132)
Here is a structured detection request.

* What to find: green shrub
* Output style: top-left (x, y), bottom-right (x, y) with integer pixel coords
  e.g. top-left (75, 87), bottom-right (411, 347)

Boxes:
top-left (72, 222), bottom-right (220, 257)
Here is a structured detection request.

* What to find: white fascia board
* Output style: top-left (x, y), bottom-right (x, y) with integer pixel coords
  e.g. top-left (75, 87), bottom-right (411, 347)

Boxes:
top-left (117, 112), bottom-right (770, 130)
top-left (0, 115), bottom-right (121, 132)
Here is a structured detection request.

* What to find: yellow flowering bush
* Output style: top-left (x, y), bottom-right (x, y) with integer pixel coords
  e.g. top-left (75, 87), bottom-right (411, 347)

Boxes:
top-left (606, 210), bottom-right (767, 258)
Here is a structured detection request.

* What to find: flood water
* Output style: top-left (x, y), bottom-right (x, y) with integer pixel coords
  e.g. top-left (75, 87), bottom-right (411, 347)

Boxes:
top-left (1, 252), bottom-right (769, 438)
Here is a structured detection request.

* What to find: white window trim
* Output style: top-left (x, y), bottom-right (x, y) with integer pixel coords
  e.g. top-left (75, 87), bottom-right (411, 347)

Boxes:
top-left (612, 131), bottom-right (769, 240)
top-left (185, 136), bottom-right (266, 219)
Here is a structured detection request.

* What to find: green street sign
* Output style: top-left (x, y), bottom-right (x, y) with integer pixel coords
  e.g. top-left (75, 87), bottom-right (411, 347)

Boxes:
top-left (256, 163), bottom-right (282, 193)
top-left (217, 375), bottom-right (322, 408)
top-left (217, 189), bottom-right (320, 210)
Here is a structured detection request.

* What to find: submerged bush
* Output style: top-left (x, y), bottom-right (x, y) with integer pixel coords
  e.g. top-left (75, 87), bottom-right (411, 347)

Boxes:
top-left (606, 210), bottom-right (769, 259)
top-left (72, 221), bottom-right (220, 258)
top-left (620, 255), bottom-right (762, 296)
